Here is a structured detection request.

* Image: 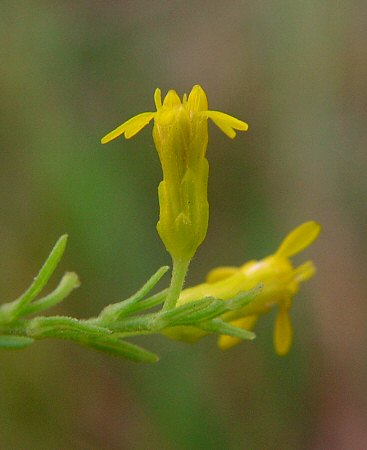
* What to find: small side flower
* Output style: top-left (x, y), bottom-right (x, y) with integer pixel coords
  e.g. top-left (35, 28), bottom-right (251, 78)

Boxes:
top-left (171, 221), bottom-right (320, 355)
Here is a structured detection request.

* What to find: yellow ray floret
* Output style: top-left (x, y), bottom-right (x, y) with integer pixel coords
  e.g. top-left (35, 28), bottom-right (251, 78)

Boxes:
top-left (101, 85), bottom-right (248, 144)
top-left (101, 112), bottom-right (155, 143)
top-left (168, 221), bottom-right (321, 355)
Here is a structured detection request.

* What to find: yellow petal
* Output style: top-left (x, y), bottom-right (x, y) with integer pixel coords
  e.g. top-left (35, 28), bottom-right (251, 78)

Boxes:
top-left (163, 89), bottom-right (181, 108)
top-left (293, 260), bottom-right (316, 283)
top-left (208, 117), bottom-right (236, 138)
top-left (204, 111), bottom-right (248, 139)
top-left (275, 221), bottom-right (321, 259)
top-left (101, 112), bottom-right (155, 144)
top-left (218, 335), bottom-right (241, 350)
top-left (187, 85), bottom-right (208, 112)
top-left (205, 266), bottom-right (239, 283)
top-left (154, 88), bottom-right (162, 110)
top-left (274, 306), bottom-right (293, 356)
top-left (124, 112), bottom-right (155, 139)
top-left (218, 316), bottom-right (258, 350)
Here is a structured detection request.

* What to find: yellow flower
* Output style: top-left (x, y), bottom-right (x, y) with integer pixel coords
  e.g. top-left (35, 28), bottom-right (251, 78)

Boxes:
top-left (174, 221), bottom-right (321, 355)
top-left (101, 85), bottom-right (248, 261)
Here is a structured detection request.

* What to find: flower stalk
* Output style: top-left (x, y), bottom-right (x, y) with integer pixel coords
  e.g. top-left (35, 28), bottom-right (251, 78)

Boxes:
top-left (163, 258), bottom-right (190, 310)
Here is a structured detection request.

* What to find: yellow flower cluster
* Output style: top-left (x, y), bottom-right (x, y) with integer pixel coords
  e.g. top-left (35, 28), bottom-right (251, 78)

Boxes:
top-left (102, 85), bottom-right (320, 356)
top-left (102, 85), bottom-right (248, 261)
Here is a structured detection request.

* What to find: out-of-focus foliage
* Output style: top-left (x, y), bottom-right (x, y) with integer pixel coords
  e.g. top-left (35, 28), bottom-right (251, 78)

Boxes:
top-left (1, 1), bottom-right (367, 449)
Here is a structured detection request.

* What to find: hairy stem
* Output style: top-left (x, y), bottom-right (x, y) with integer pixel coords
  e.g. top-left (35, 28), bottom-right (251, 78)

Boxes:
top-left (163, 258), bottom-right (190, 310)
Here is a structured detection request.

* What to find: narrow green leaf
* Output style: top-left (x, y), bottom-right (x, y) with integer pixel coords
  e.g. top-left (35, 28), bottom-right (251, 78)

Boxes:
top-left (130, 289), bottom-right (168, 313)
top-left (221, 285), bottom-right (263, 322)
top-left (0, 335), bottom-right (34, 349)
top-left (199, 319), bottom-right (256, 341)
top-left (80, 336), bottom-right (159, 363)
top-left (155, 287), bottom-right (261, 329)
top-left (130, 266), bottom-right (169, 302)
top-left (226, 284), bottom-right (263, 310)
top-left (22, 272), bottom-right (80, 315)
top-left (154, 298), bottom-right (224, 327)
top-left (35, 328), bottom-right (159, 363)
top-left (99, 266), bottom-right (169, 322)
top-left (13, 235), bottom-right (68, 311)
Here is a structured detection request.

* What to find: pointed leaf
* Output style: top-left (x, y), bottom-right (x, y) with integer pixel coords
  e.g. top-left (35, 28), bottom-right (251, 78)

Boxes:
top-left (23, 272), bottom-right (80, 315)
top-left (217, 316), bottom-right (258, 350)
top-left (199, 319), bottom-right (255, 341)
top-left (14, 235), bottom-right (68, 310)
top-left (80, 336), bottom-right (159, 363)
top-left (99, 266), bottom-right (169, 322)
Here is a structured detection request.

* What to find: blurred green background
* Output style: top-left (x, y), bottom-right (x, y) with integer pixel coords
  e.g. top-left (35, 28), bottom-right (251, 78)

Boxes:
top-left (1, 1), bottom-right (367, 449)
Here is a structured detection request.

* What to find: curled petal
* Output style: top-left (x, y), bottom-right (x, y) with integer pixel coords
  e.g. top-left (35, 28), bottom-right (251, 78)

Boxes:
top-left (276, 221), bottom-right (321, 259)
top-left (204, 111), bottom-right (248, 139)
top-left (101, 112), bottom-right (155, 144)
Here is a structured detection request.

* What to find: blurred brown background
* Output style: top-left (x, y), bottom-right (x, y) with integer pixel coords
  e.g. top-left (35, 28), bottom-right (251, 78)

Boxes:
top-left (1, 1), bottom-right (366, 449)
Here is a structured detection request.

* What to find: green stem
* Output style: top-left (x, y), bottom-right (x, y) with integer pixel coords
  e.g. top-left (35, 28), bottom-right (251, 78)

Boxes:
top-left (163, 258), bottom-right (190, 311)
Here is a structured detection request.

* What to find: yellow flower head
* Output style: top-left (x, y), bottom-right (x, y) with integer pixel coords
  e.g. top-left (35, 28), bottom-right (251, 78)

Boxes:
top-left (175, 221), bottom-right (321, 355)
top-left (101, 85), bottom-right (248, 261)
